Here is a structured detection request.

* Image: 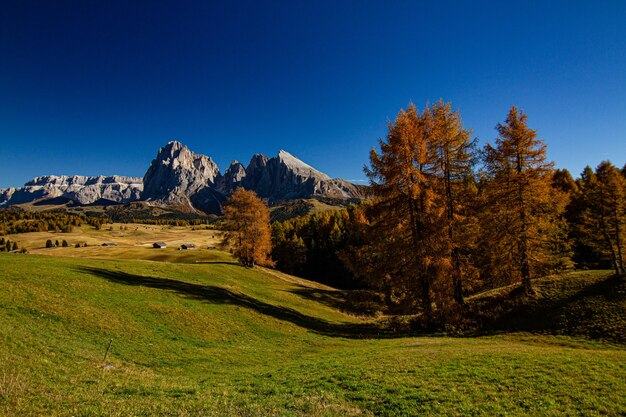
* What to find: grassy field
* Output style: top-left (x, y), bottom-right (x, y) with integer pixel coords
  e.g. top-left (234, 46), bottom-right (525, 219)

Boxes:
top-left (5, 224), bottom-right (227, 263)
top-left (0, 249), bottom-right (625, 416)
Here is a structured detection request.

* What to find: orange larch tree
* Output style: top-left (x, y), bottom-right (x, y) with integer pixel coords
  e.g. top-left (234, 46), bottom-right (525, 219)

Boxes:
top-left (222, 188), bottom-right (274, 268)
top-left (481, 106), bottom-right (569, 292)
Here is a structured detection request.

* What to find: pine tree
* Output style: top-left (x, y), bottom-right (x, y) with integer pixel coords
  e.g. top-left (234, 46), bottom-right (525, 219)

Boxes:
top-left (222, 188), bottom-right (274, 268)
top-left (481, 106), bottom-right (568, 292)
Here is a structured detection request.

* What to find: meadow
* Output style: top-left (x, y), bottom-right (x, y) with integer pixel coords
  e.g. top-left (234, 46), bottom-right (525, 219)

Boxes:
top-left (0, 226), bottom-right (624, 416)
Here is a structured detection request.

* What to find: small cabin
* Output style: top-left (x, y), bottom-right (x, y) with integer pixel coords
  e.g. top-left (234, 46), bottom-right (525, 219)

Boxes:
top-left (102, 242), bottom-right (119, 247)
top-left (179, 243), bottom-right (196, 250)
top-left (153, 242), bottom-right (167, 249)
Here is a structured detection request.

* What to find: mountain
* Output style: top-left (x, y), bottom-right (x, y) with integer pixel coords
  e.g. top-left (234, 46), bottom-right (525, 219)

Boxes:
top-left (141, 141), bottom-right (224, 213)
top-left (240, 150), bottom-right (364, 201)
top-left (0, 175), bottom-right (142, 207)
top-left (0, 141), bottom-right (365, 214)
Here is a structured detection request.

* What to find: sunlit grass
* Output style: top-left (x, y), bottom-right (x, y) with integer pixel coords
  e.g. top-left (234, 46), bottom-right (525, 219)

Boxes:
top-left (0, 253), bottom-right (624, 416)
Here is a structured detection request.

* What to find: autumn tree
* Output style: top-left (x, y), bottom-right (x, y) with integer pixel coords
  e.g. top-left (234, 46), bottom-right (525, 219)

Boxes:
top-left (481, 106), bottom-right (569, 292)
top-left (428, 100), bottom-right (478, 304)
top-left (222, 188), bottom-right (274, 268)
top-left (578, 161), bottom-right (626, 274)
top-left (365, 102), bottom-right (478, 320)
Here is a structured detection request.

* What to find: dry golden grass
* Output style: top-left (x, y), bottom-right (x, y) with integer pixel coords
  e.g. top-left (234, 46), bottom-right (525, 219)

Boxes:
top-left (6, 223), bottom-right (229, 263)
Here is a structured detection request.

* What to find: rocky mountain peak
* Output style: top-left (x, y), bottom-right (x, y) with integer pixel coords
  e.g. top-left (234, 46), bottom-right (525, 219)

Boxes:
top-left (0, 175), bottom-right (143, 207)
top-left (277, 150), bottom-right (331, 180)
top-left (142, 141), bottom-right (220, 205)
top-left (0, 140), bottom-right (365, 213)
top-left (216, 161), bottom-right (247, 194)
top-left (246, 154), bottom-right (270, 173)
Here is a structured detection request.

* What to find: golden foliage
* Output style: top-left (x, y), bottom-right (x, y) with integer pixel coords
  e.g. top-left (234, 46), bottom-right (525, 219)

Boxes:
top-left (222, 188), bottom-right (274, 268)
top-left (365, 101), bottom-right (477, 320)
top-left (480, 106), bottom-right (570, 291)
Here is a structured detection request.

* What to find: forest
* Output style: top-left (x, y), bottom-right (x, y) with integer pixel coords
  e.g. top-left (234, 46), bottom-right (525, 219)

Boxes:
top-left (270, 102), bottom-right (626, 325)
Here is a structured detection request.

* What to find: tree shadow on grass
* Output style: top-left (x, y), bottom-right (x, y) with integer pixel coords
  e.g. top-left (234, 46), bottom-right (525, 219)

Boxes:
top-left (289, 288), bottom-right (348, 311)
top-left (471, 274), bottom-right (626, 343)
top-left (77, 266), bottom-right (396, 339)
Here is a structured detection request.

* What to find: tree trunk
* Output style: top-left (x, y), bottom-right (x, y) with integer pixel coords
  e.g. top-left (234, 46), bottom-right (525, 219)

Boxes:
top-left (452, 249), bottom-right (464, 304)
top-left (598, 188), bottom-right (620, 274)
top-left (613, 215), bottom-right (624, 274)
top-left (444, 147), bottom-right (464, 304)
top-left (516, 152), bottom-right (532, 292)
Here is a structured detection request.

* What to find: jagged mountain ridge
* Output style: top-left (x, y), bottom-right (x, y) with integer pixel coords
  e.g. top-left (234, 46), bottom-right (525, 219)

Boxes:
top-left (0, 175), bottom-right (143, 207)
top-left (0, 141), bottom-right (365, 213)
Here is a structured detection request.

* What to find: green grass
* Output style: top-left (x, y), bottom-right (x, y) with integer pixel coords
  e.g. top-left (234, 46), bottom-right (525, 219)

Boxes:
top-left (468, 270), bottom-right (626, 343)
top-left (1, 253), bottom-right (625, 416)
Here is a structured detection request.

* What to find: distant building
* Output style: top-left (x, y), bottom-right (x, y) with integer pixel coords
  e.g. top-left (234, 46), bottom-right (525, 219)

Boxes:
top-left (179, 243), bottom-right (196, 250)
top-left (102, 242), bottom-right (119, 247)
top-left (153, 242), bottom-right (167, 249)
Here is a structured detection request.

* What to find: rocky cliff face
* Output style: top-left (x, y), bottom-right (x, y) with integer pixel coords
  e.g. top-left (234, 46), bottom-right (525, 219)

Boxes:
top-left (216, 161), bottom-right (247, 194)
top-left (0, 141), bottom-right (365, 213)
top-left (141, 141), bottom-right (222, 212)
top-left (240, 150), bottom-right (364, 200)
top-left (0, 175), bottom-right (143, 207)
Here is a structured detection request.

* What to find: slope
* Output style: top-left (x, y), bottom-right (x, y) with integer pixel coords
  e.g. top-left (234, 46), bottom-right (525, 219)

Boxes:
top-left (0, 254), bottom-right (625, 416)
top-left (468, 270), bottom-right (626, 343)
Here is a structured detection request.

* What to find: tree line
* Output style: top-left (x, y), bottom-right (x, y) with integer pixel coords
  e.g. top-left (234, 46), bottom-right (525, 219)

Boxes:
top-left (0, 207), bottom-right (217, 235)
top-left (267, 102), bottom-right (625, 324)
top-left (0, 209), bottom-right (88, 234)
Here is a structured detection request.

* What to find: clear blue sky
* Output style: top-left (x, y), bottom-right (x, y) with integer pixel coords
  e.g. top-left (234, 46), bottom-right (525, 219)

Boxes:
top-left (1, 0), bottom-right (625, 188)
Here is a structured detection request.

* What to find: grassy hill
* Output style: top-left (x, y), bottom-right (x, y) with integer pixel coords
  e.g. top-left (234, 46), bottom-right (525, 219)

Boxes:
top-left (0, 251), bottom-right (625, 416)
top-left (468, 270), bottom-right (626, 343)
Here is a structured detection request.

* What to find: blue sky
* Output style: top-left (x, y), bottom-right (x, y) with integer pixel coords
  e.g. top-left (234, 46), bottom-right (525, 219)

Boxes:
top-left (1, 0), bottom-right (625, 188)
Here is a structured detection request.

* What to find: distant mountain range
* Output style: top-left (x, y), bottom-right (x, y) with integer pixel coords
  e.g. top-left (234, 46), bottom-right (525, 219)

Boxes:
top-left (0, 141), bottom-right (365, 214)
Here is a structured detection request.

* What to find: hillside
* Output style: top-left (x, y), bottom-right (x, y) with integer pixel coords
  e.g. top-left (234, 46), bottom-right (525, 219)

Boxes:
top-left (1, 252), bottom-right (625, 416)
top-left (467, 270), bottom-right (626, 343)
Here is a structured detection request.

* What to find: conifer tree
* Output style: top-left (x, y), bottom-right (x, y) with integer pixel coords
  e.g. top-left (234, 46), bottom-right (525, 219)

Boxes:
top-left (366, 104), bottom-right (451, 319)
top-left (428, 100), bottom-right (477, 304)
top-left (580, 161), bottom-right (626, 274)
top-left (481, 106), bottom-right (568, 292)
top-left (222, 188), bottom-right (274, 268)
top-left (569, 167), bottom-right (605, 268)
